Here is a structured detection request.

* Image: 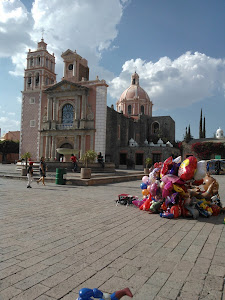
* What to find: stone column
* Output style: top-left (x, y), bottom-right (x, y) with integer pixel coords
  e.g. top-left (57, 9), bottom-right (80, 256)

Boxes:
top-left (45, 135), bottom-right (50, 159)
top-left (80, 134), bottom-right (85, 158)
top-left (74, 135), bottom-right (77, 149)
top-left (75, 95), bottom-right (80, 120)
top-left (73, 60), bottom-right (76, 76)
top-left (81, 94), bottom-right (86, 119)
top-left (50, 136), bottom-right (56, 160)
top-left (63, 63), bottom-right (66, 78)
top-left (47, 97), bottom-right (52, 121)
top-left (39, 134), bottom-right (44, 158)
top-left (90, 133), bottom-right (94, 150)
top-left (52, 97), bottom-right (56, 121)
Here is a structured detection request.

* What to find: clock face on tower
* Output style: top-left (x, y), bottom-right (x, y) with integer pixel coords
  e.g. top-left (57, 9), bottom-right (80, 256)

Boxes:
top-left (68, 64), bottom-right (73, 70)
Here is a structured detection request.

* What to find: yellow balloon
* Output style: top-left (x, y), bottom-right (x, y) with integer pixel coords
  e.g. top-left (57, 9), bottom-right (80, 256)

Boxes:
top-left (173, 184), bottom-right (185, 195)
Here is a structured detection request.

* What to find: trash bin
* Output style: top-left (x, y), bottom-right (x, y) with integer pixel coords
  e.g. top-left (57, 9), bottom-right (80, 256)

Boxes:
top-left (55, 168), bottom-right (67, 185)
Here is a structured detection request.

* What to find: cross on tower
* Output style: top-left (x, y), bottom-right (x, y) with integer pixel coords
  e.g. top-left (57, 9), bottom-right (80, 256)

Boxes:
top-left (41, 28), bottom-right (45, 39)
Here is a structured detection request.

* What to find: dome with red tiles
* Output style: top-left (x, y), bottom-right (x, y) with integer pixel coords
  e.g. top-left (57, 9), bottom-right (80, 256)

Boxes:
top-left (116, 72), bottom-right (152, 116)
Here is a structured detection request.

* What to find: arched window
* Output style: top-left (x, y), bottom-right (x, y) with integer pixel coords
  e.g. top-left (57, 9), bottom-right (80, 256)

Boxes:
top-left (128, 105), bottom-right (132, 115)
top-left (141, 105), bottom-right (144, 114)
top-left (30, 57), bottom-right (33, 67)
top-left (62, 104), bottom-right (74, 124)
top-left (27, 76), bottom-right (32, 87)
top-left (46, 58), bottom-right (48, 67)
top-left (152, 122), bottom-right (159, 134)
top-left (37, 56), bottom-right (41, 65)
top-left (45, 76), bottom-right (49, 85)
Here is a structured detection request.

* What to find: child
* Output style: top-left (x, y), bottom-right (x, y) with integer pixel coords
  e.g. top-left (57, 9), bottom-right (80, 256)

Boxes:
top-left (27, 162), bottom-right (33, 188)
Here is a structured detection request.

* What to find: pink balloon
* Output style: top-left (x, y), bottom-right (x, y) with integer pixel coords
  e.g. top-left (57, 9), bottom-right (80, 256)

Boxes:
top-left (142, 176), bottom-right (149, 184)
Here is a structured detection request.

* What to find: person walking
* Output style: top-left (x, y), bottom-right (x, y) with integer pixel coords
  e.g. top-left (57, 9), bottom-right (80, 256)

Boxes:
top-left (71, 154), bottom-right (78, 172)
top-left (27, 161), bottom-right (33, 188)
top-left (37, 156), bottom-right (46, 185)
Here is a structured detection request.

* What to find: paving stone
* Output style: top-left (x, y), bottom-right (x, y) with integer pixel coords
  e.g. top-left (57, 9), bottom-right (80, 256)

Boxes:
top-left (146, 271), bottom-right (170, 287)
top-left (132, 283), bottom-right (161, 300)
top-left (157, 285), bottom-right (180, 300)
top-left (9, 283), bottom-right (49, 300)
top-left (181, 280), bottom-right (204, 295)
top-left (204, 274), bottom-right (224, 291)
top-left (115, 264), bottom-right (139, 280)
top-left (1, 175), bottom-right (225, 300)
top-left (0, 286), bottom-right (22, 300)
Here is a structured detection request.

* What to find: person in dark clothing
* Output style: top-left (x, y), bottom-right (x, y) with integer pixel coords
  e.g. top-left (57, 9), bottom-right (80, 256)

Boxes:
top-left (37, 156), bottom-right (46, 185)
top-left (71, 154), bottom-right (78, 172)
top-left (97, 152), bottom-right (104, 168)
top-left (27, 161), bottom-right (33, 188)
top-left (215, 160), bottom-right (221, 175)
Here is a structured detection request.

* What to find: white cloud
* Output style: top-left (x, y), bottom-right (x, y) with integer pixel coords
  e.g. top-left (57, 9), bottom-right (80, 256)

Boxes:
top-left (0, 116), bottom-right (20, 134)
top-left (8, 112), bottom-right (16, 116)
top-left (16, 96), bottom-right (22, 103)
top-left (1, 0), bottom-right (127, 79)
top-left (0, 0), bottom-right (34, 60)
top-left (109, 52), bottom-right (225, 110)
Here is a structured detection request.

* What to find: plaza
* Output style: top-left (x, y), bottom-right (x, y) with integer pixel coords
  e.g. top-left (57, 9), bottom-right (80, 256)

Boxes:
top-left (0, 165), bottom-right (225, 300)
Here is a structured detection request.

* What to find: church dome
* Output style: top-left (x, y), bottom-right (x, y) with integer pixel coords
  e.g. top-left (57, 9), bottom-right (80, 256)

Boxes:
top-left (116, 72), bottom-right (152, 116)
top-left (216, 127), bottom-right (224, 139)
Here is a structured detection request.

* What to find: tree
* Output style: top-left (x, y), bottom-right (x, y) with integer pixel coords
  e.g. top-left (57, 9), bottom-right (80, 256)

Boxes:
top-left (184, 125), bottom-right (193, 143)
top-left (21, 152), bottom-right (31, 168)
top-left (81, 150), bottom-right (97, 168)
top-left (199, 108), bottom-right (203, 138)
top-left (0, 140), bottom-right (19, 163)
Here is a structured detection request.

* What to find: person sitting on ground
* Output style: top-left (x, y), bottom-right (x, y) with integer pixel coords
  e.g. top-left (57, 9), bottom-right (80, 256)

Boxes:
top-left (97, 152), bottom-right (104, 168)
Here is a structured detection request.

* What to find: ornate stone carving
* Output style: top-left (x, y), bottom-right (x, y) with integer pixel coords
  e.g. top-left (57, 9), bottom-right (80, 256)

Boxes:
top-left (87, 103), bottom-right (94, 120)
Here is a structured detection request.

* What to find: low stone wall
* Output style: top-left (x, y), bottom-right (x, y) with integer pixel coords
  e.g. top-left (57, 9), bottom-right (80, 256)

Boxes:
top-left (17, 161), bottom-right (116, 173)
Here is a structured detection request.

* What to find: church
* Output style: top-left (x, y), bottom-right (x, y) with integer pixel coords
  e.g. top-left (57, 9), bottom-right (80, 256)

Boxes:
top-left (20, 38), bottom-right (107, 161)
top-left (20, 39), bottom-right (179, 167)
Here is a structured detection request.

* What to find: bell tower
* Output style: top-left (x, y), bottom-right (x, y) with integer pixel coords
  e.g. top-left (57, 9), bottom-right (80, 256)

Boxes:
top-left (20, 39), bottom-right (56, 160)
top-left (131, 71), bottom-right (139, 86)
top-left (61, 49), bottom-right (89, 83)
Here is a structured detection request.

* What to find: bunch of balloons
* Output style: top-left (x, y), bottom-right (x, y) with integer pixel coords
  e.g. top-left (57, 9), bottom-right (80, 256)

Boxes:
top-left (133, 155), bottom-right (221, 219)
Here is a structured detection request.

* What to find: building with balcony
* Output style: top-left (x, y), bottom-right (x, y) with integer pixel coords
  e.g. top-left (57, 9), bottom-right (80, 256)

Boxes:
top-left (20, 39), bottom-right (107, 161)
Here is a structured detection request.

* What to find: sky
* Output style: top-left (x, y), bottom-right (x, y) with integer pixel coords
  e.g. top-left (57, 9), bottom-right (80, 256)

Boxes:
top-left (0, 0), bottom-right (225, 141)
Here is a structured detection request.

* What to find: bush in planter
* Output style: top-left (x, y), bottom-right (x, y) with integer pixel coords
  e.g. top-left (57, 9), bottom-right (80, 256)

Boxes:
top-left (81, 150), bottom-right (97, 168)
top-left (81, 150), bottom-right (97, 179)
top-left (145, 157), bottom-right (152, 168)
top-left (21, 152), bottom-right (31, 168)
top-left (21, 152), bottom-right (31, 176)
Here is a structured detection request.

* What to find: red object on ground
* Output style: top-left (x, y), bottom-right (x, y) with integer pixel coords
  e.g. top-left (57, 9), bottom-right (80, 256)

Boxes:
top-left (115, 287), bottom-right (133, 299)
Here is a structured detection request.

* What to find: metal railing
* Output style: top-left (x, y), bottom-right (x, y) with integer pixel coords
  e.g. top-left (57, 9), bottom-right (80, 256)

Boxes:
top-left (56, 123), bottom-right (75, 130)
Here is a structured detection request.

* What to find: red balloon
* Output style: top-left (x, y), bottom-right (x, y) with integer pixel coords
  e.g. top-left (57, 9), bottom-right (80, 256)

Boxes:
top-left (160, 156), bottom-right (173, 178)
top-left (142, 199), bottom-right (151, 211)
top-left (178, 156), bottom-right (197, 181)
top-left (170, 205), bottom-right (181, 218)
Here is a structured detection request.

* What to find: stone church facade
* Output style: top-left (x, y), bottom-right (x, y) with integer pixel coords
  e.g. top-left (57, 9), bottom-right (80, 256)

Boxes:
top-left (106, 72), bottom-right (179, 168)
top-left (20, 38), bottom-right (178, 167)
top-left (20, 39), bottom-right (107, 161)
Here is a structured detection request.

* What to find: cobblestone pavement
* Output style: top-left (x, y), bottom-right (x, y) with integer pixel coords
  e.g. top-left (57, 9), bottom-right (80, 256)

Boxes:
top-left (0, 173), bottom-right (225, 300)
